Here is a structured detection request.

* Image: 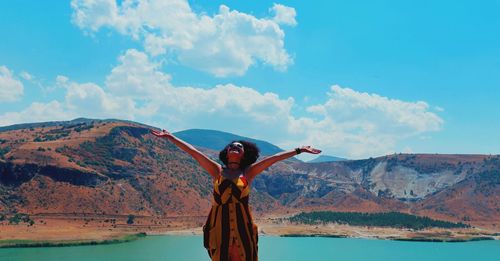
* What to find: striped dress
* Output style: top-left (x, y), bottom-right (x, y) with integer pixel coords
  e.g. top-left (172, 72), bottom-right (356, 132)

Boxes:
top-left (203, 169), bottom-right (258, 261)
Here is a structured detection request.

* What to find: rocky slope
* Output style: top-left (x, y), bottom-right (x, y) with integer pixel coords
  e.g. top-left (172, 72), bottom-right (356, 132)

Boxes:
top-left (0, 119), bottom-right (498, 228)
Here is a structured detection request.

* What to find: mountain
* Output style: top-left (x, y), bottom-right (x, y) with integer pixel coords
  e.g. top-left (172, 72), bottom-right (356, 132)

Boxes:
top-left (308, 155), bottom-right (347, 163)
top-left (0, 119), bottom-right (285, 216)
top-left (0, 119), bottom-right (498, 228)
top-left (258, 154), bottom-right (499, 224)
top-left (173, 129), bottom-right (285, 156)
top-left (0, 118), bottom-right (98, 132)
top-left (173, 128), bottom-right (301, 163)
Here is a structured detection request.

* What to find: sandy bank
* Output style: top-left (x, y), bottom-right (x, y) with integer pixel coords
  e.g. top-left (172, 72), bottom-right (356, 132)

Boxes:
top-left (1, 215), bottom-right (497, 248)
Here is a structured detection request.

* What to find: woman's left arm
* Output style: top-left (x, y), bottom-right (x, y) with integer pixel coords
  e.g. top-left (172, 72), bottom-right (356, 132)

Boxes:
top-left (245, 146), bottom-right (321, 181)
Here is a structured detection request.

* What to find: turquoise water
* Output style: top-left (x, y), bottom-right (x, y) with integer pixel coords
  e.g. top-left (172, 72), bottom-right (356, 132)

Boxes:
top-left (0, 236), bottom-right (498, 261)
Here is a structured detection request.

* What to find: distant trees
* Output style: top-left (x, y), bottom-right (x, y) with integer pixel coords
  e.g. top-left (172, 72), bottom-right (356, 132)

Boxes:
top-left (6, 213), bottom-right (35, 226)
top-left (127, 214), bottom-right (135, 225)
top-left (0, 146), bottom-right (10, 158)
top-left (288, 211), bottom-right (469, 230)
top-left (73, 123), bottom-right (94, 132)
top-left (31, 123), bottom-right (96, 143)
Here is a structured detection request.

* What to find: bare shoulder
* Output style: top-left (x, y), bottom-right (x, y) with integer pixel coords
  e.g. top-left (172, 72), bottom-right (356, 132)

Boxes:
top-left (213, 166), bottom-right (223, 179)
top-left (242, 167), bottom-right (255, 185)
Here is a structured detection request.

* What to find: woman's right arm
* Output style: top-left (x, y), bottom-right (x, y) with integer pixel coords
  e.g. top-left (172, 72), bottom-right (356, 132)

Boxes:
top-left (150, 129), bottom-right (222, 179)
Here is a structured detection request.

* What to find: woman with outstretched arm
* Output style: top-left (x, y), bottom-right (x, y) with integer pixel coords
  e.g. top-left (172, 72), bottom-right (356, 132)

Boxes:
top-left (151, 129), bottom-right (321, 261)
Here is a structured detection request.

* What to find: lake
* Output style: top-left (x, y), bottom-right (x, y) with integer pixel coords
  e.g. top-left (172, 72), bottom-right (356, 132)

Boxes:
top-left (0, 235), bottom-right (498, 261)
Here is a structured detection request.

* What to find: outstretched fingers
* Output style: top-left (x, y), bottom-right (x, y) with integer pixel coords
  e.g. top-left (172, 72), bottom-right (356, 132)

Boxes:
top-left (310, 148), bottom-right (322, 154)
top-left (301, 146), bottom-right (322, 154)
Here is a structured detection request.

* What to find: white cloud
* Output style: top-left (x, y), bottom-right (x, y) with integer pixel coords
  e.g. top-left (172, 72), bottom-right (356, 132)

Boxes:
top-left (0, 75), bottom-right (139, 127)
top-left (434, 106), bottom-right (444, 112)
top-left (270, 3), bottom-right (297, 26)
top-left (0, 66), bottom-right (24, 102)
top-left (100, 52), bottom-right (444, 158)
top-left (105, 49), bottom-right (172, 98)
top-left (70, 0), bottom-right (294, 77)
top-left (307, 85), bottom-right (443, 133)
top-left (0, 50), bottom-right (444, 159)
top-left (20, 71), bottom-right (33, 81)
top-left (102, 49), bottom-right (294, 137)
top-left (66, 82), bottom-right (125, 116)
top-left (58, 78), bottom-right (139, 120)
top-left (158, 84), bottom-right (295, 138)
top-left (297, 85), bottom-right (444, 157)
top-left (0, 101), bottom-right (73, 126)
top-left (71, 0), bottom-right (119, 33)
top-left (56, 75), bottom-right (69, 85)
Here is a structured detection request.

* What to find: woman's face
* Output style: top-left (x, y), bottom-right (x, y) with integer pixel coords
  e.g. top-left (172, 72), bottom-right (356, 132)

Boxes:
top-left (226, 142), bottom-right (244, 165)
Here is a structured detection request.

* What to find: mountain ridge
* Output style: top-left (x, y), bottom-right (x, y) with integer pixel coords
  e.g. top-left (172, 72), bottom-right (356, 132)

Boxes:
top-left (0, 118), bottom-right (498, 228)
top-left (308, 155), bottom-right (347, 163)
top-left (173, 128), bottom-right (285, 156)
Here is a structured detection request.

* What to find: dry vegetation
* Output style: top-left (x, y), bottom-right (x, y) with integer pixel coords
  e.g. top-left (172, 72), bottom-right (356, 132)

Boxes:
top-left (0, 119), bottom-right (498, 246)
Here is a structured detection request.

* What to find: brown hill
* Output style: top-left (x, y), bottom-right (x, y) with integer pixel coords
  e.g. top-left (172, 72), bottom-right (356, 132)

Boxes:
top-left (0, 120), bottom-right (282, 218)
top-left (0, 119), bottom-right (498, 228)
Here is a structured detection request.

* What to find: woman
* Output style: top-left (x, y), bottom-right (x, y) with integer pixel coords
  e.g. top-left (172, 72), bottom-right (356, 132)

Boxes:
top-left (151, 129), bottom-right (321, 261)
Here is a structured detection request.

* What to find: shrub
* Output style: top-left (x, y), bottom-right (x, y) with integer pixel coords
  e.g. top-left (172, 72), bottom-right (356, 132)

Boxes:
top-left (288, 211), bottom-right (469, 230)
top-left (0, 146), bottom-right (11, 158)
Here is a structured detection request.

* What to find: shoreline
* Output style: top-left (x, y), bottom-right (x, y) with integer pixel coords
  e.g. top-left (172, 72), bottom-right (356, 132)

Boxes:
top-left (0, 233), bottom-right (146, 248)
top-left (1, 230), bottom-right (494, 249)
top-left (1, 216), bottom-right (498, 248)
top-left (158, 228), bottom-right (498, 243)
top-left (155, 223), bottom-right (499, 243)
top-left (278, 233), bottom-right (497, 242)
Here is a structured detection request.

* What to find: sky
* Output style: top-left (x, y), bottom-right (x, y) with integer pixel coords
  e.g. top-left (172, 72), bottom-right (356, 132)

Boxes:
top-left (0, 0), bottom-right (499, 159)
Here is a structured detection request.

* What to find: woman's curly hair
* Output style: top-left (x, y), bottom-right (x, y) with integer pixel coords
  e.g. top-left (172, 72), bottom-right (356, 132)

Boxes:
top-left (219, 140), bottom-right (260, 170)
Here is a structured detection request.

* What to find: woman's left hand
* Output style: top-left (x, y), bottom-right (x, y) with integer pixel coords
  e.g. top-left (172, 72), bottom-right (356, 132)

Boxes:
top-left (300, 146), bottom-right (322, 154)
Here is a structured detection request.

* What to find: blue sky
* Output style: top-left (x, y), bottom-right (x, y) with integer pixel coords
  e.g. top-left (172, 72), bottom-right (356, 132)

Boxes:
top-left (0, 0), bottom-right (499, 159)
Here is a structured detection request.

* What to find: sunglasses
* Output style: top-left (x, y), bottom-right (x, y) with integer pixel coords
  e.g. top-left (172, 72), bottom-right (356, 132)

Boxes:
top-left (229, 143), bottom-right (244, 150)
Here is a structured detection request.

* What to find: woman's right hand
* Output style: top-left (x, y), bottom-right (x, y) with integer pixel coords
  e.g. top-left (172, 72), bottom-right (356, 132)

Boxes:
top-left (150, 128), bottom-right (222, 178)
top-left (150, 129), bottom-right (172, 138)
